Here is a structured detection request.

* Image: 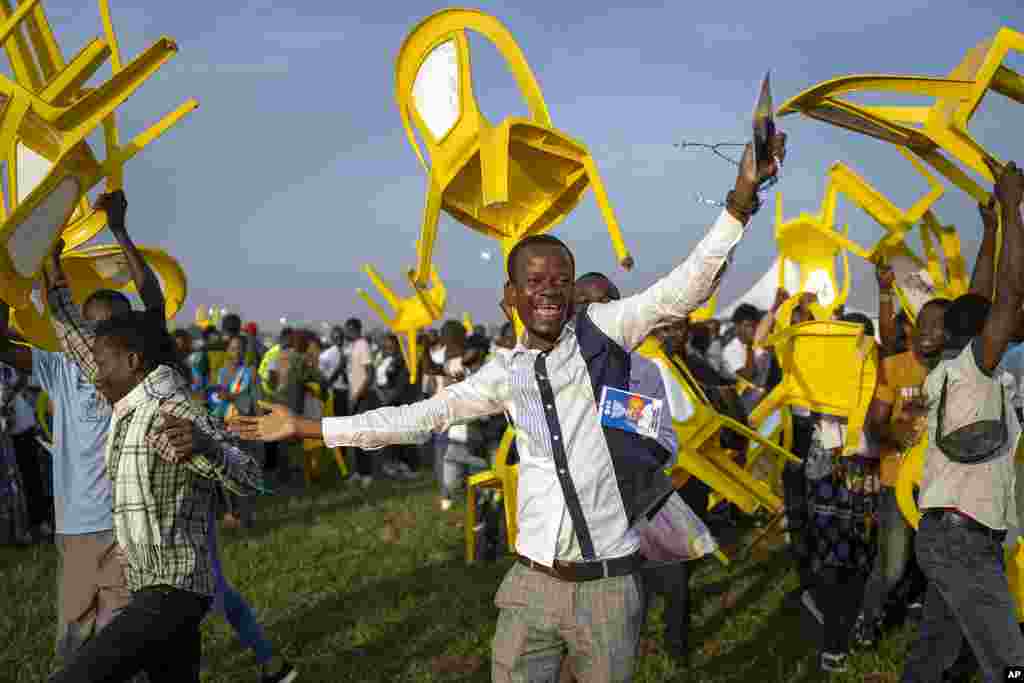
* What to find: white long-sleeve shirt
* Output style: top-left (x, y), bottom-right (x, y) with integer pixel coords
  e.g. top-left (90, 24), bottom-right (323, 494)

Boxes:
top-left (322, 210), bottom-right (744, 565)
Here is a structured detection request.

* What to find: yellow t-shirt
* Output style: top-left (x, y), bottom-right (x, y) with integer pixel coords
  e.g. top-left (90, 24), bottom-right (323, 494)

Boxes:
top-left (875, 351), bottom-right (929, 486)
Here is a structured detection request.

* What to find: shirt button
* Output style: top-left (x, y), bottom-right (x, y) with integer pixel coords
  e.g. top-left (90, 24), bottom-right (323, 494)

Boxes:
top-left (545, 404), bottom-right (553, 410)
top-left (558, 468), bottom-right (567, 475)
top-left (553, 435), bottom-right (560, 441)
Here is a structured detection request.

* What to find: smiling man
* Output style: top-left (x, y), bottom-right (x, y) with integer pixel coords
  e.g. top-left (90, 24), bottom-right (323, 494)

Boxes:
top-left (230, 134), bottom-right (786, 682)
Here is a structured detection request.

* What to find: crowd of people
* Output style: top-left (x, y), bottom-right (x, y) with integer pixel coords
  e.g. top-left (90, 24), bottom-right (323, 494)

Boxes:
top-left (1, 130), bottom-right (1024, 682)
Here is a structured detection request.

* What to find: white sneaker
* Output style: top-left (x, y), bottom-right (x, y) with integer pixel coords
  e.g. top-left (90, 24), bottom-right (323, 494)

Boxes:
top-left (360, 476), bottom-right (373, 489)
top-left (440, 498), bottom-right (453, 511)
top-left (802, 589), bottom-right (824, 625)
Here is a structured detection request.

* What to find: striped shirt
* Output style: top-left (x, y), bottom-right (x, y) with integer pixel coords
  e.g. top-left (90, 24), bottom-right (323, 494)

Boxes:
top-left (322, 210), bottom-right (744, 565)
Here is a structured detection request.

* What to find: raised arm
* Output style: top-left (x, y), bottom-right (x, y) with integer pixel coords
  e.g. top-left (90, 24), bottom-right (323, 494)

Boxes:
top-left (43, 241), bottom-right (100, 384)
top-left (969, 199), bottom-right (999, 299)
top-left (97, 191), bottom-right (165, 318)
top-left (590, 133), bottom-right (787, 351)
top-left (754, 288), bottom-right (789, 348)
top-left (875, 261), bottom-right (901, 355)
top-left (976, 162), bottom-right (1024, 373)
top-left (0, 301), bottom-right (35, 374)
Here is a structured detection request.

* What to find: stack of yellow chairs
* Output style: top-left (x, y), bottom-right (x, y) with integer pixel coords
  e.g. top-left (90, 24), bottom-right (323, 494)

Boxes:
top-left (357, 263), bottom-right (446, 385)
top-left (395, 8), bottom-right (633, 304)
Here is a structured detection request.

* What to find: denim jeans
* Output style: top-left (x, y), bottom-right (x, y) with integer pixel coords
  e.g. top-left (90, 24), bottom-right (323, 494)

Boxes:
top-left (50, 585), bottom-right (211, 683)
top-left (442, 441), bottom-right (488, 499)
top-left (901, 512), bottom-right (1024, 682)
top-left (861, 487), bottom-right (913, 624)
top-left (218, 586), bottom-right (274, 665)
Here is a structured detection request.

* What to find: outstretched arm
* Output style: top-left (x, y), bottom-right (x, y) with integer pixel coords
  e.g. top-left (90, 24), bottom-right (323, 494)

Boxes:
top-left (98, 191), bottom-right (165, 318)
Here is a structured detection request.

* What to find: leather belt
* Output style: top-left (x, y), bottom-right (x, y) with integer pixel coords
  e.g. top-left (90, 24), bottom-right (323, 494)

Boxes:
top-left (516, 553), bottom-right (642, 582)
top-left (922, 508), bottom-right (1007, 543)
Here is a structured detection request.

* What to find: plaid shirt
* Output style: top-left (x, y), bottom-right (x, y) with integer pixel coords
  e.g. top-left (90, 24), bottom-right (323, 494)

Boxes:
top-left (49, 286), bottom-right (266, 594)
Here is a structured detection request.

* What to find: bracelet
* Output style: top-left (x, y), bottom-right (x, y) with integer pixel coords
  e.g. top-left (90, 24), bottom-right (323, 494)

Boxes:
top-left (725, 190), bottom-right (761, 222)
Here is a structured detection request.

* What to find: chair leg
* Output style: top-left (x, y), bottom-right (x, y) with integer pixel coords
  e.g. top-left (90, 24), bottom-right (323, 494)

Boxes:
top-left (413, 183), bottom-right (443, 288)
top-left (582, 156), bottom-right (631, 267)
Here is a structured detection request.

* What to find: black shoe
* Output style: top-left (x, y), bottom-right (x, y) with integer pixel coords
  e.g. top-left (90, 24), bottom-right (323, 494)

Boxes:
top-left (850, 612), bottom-right (880, 651)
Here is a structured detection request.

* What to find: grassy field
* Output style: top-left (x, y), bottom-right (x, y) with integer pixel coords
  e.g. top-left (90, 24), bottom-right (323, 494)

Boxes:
top-left (0, 464), bottom-right (943, 682)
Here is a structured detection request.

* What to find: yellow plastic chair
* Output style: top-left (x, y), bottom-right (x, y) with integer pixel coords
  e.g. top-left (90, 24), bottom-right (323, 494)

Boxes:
top-left (827, 153), bottom-right (945, 260)
top-left (9, 243), bottom-right (188, 351)
top-left (395, 8), bottom-right (632, 289)
top-left (0, 0), bottom-right (196, 310)
top-left (636, 337), bottom-right (799, 516)
top-left (779, 28), bottom-right (1024, 204)
top-left (748, 320), bottom-right (878, 456)
top-left (357, 264), bottom-right (446, 385)
top-left (875, 212), bottom-right (969, 322)
top-left (689, 293), bottom-right (717, 323)
top-left (465, 425), bottom-right (517, 563)
top-left (462, 312), bottom-right (473, 334)
top-left (774, 192), bottom-right (852, 317)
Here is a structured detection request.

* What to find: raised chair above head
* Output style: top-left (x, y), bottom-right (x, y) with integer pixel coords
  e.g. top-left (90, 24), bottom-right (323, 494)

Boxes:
top-left (774, 191), bottom-right (852, 318)
top-left (778, 27), bottom-right (1024, 204)
top-left (9, 243), bottom-right (188, 351)
top-left (356, 264), bottom-right (446, 385)
top-left (395, 8), bottom-right (633, 289)
top-left (748, 320), bottom-right (879, 456)
top-left (0, 0), bottom-right (197, 311)
top-left (635, 337), bottom-right (799, 517)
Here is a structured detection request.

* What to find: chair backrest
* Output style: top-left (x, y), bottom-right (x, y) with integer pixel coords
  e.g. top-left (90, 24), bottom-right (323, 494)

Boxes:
top-left (394, 8), bottom-right (551, 177)
top-left (751, 320), bottom-right (878, 455)
top-left (774, 193), bottom-right (851, 317)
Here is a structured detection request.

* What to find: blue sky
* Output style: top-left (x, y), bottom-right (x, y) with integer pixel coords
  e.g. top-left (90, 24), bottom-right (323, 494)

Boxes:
top-left (39, 0), bottom-right (1024, 332)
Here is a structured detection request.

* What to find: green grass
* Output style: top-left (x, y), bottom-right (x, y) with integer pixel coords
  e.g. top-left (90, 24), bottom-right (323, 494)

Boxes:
top-left (0, 465), bottom-right (941, 682)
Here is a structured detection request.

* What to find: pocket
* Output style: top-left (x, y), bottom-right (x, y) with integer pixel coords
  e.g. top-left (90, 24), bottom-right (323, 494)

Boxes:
top-left (494, 562), bottom-right (527, 609)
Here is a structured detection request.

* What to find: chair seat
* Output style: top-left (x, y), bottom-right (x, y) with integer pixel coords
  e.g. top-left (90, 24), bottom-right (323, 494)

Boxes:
top-left (442, 119), bottom-right (591, 243)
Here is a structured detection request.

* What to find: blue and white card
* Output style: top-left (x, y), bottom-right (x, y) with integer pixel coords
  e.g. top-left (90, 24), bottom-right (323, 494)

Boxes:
top-left (600, 386), bottom-right (663, 440)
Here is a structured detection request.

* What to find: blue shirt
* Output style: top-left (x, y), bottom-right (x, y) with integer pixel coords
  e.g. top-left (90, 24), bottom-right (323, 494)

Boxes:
top-left (33, 349), bottom-right (113, 535)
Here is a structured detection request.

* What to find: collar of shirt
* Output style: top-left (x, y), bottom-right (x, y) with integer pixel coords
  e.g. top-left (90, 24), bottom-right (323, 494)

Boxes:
top-left (510, 320), bottom-right (576, 359)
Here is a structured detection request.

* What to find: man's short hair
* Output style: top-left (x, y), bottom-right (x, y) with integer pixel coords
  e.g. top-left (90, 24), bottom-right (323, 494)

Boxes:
top-left (344, 318), bottom-right (362, 332)
top-left (945, 293), bottom-right (990, 341)
top-left (575, 272), bottom-right (621, 300)
top-left (507, 234), bottom-right (575, 283)
top-left (731, 303), bottom-right (762, 325)
top-left (95, 311), bottom-right (187, 379)
top-left (465, 333), bottom-right (490, 354)
top-left (83, 289), bottom-right (131, 315)
top-left (440, 320), bottom-right (466, 342)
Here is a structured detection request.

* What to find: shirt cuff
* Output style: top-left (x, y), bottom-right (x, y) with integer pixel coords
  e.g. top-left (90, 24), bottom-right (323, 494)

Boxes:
top-left (707, 209), bottom-right (745, 258)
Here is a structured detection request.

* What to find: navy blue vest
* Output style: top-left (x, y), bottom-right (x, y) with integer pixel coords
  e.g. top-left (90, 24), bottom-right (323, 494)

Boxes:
top-left (574, 307), bottom-right (676, 526)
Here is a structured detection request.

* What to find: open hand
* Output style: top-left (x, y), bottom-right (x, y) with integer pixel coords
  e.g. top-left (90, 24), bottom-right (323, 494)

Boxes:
top-left (226, 401), bottom-right (298, 442)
